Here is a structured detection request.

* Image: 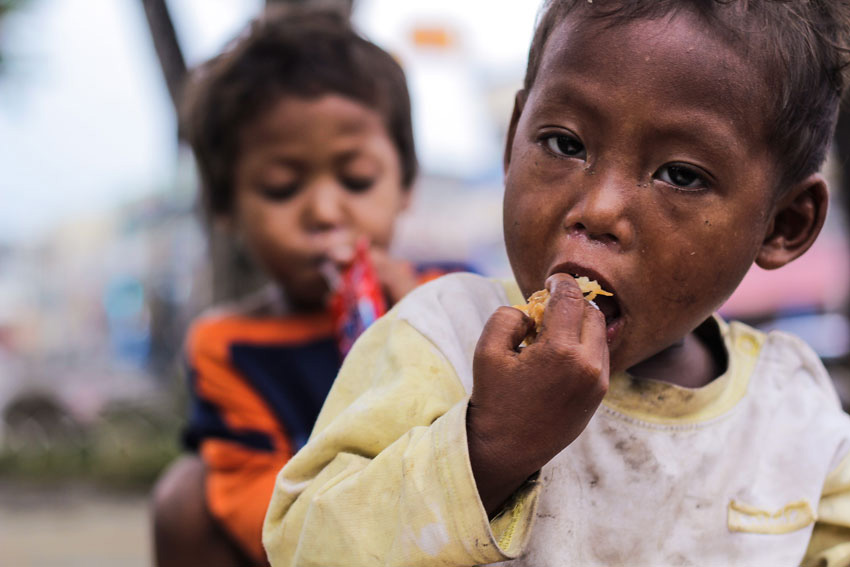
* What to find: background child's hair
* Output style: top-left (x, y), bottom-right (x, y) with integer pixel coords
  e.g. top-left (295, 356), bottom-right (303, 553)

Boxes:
top-left (524, 0), bottom-right (850, 192)
top-left (182, 5), bottom-right (417, 217)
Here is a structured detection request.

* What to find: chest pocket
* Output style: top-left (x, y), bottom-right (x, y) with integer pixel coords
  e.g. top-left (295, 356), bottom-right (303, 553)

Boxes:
top-left (728, 499), bottom-right (816, 534)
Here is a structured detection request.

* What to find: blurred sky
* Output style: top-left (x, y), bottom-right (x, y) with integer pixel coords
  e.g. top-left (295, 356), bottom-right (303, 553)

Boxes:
top-left (0, 0), bottom-right (541, 245)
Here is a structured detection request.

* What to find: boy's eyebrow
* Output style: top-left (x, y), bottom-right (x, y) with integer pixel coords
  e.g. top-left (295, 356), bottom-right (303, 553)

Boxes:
top-left (532, 78), bottom-right (755, 162)
top-left (643, 107), bottom-right (750, 154)
top-left (260, 148), bottom-right (376, 171)
top-left (532, 85), bottom-right (605, 127)
top-left (333, 149), bottom-right (381, 170)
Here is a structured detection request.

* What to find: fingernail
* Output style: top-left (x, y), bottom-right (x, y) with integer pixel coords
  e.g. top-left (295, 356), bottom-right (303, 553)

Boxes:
top-left (545, 274), bottom-right (558, 292)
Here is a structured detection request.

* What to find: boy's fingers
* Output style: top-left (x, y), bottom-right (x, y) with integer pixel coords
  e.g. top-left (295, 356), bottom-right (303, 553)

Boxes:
top-left (369, 248), bottom-right (418, 303)
top-left (580, 301), bottom-right (609, 362)
top-left (539, 273), bottom-right (586, 345)
top-left (370, 248), bottom-right (411, 278)
top-left (478, 306), bottom-right (534, 354)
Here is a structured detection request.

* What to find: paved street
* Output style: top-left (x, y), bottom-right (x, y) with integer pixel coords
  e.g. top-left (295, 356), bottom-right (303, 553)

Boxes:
top-left (0, 482), bottom-right (150, 567)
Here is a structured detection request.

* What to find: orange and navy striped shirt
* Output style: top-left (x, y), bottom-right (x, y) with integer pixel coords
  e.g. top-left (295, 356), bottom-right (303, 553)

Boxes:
top-left (182, 264), bottom-right (471, 563)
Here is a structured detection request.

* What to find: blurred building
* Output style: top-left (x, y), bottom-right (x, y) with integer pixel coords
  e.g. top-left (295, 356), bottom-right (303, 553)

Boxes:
top-left (0, 175), bottom-right (206, 435)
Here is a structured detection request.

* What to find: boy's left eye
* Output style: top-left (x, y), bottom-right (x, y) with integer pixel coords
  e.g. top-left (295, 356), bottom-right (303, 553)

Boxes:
top-left (654, 164), bottom-right (708, 191)
top-left (258, 184), bottom-right (299, 201)
top-left (543, 133), bottom-right (586, 159)
top-left (341, 177), bottom-right (375, 193)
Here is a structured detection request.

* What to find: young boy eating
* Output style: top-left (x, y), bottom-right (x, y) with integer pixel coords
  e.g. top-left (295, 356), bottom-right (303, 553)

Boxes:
top-left (263, 1), bottom-right (850, 565)
top-left (151, 7), bottom-right (468, 566)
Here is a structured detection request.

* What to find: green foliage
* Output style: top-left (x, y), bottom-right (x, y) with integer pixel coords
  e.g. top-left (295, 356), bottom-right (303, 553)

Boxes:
top-left (0, 400), bottom-right (183, 489)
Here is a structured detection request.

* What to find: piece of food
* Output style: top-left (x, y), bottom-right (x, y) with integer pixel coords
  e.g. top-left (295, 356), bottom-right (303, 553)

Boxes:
top-left (513, 276), bottom-right (613, 345)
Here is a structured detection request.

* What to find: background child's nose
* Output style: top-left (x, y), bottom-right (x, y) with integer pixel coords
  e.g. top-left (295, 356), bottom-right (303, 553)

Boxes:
top-left (303, 180), bottom-right (348, 230)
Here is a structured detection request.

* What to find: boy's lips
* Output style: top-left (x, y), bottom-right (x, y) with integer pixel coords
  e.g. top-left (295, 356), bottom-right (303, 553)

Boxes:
top-left (310, 231), bottom-right (357, 264)
top-left (548, 262), bottom-right (622, 330)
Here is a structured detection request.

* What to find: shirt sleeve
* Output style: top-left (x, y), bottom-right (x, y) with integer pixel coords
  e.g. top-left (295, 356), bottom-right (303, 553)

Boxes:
top-left (803, 451), bottom-right (850, 567)
top-left (185, 319), bottom-right (293, 565)
top-left (262, 310), bottom-right (540, 567)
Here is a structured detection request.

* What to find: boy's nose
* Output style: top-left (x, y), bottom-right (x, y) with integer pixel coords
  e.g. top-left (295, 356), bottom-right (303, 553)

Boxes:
top-left (303, 179), bottom-right (347, 231)
top-left (562, 171), bottom-right (634, 248)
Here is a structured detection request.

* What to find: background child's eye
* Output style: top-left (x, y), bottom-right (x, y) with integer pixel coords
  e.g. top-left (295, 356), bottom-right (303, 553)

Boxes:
top-left (654, 164), bottom-right (707, 191)
top-left (544, 134), bottom-right (586, 158)
top-left (258, 184), bottom-right (299, 201)
top-left (341, 177), bottom-right (375, 193)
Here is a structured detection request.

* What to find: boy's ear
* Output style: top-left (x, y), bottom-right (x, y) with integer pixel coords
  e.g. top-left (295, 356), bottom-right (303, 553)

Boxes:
top-left (398, 187), bottom-right (413, 214)
top-left (755, 173), bottom-right (828, 270)
top-left (503, 90), bottom-right (527, 174)
top-left (213, 213), bottom-right (234, 232)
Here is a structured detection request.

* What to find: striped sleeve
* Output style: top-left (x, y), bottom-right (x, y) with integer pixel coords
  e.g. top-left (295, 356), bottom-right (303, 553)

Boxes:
top-left (183, 317), bottom-right (295, 564)
top-left (262, 310), bottom-right (540, 566)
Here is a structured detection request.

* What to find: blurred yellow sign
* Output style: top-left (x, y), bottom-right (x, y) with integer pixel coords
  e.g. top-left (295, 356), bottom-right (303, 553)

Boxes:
top-left (411, 26), bottom-right (455, 49)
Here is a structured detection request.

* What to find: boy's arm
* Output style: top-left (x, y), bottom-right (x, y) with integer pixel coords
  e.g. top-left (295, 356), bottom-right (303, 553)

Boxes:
top-left (803, 451), bottom-right (850, 567)
top-left (184, 321), bottom-right (292, 565)
top-left (262, 311), bottom-right (541, 567)
top-left (468, 273), bottom-right (610, 514)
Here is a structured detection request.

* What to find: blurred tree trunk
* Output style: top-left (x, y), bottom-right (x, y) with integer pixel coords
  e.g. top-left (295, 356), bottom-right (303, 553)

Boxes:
top-left (141, 0), bottom-right (266, 304)
top-left (266, 0), bottom-right (353, 16)
top-left (140, 0), bottom-right (186, 117)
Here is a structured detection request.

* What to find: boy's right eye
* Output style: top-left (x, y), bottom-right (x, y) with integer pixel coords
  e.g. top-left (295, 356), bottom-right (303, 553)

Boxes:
top-left (542, 133), bottom-right (586, 159)
top-left (258, 184), bottom-right (299, 202)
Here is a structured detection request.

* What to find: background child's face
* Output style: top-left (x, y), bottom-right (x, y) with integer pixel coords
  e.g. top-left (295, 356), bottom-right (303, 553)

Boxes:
top-left (229, 94), bottom-right (409, 310)
top-left (503, 11), bottom-right (781, 373)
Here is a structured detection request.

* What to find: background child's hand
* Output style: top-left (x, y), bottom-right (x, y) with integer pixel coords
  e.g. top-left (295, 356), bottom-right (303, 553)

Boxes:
top-left (369, 247), bottom-right (418, 306)
top-left (467, 273), bottom-right (610, 514)
top-left (325, 235), bottom-right (417, 307)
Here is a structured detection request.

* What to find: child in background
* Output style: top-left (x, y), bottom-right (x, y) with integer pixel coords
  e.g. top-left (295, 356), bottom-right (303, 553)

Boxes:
top-left (263, 1), bottom-right (850, 566)
top-left (151, 7), bottom-right (466, 566)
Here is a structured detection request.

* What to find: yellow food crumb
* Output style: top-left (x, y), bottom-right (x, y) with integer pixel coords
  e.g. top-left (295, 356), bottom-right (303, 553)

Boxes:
top-left (513, 276), bottom-right (612, 344)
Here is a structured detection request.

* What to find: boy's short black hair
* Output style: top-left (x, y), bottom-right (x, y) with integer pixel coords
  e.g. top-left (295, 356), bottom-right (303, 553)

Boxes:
top-left (524, 0), bottom-right (850, 192)
top-left (182, 5), bottom-right (417, 217)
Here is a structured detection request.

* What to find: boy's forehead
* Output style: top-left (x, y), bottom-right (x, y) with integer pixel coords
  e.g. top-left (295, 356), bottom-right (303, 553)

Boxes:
top-left (241, 95), bottom-right (387, 147)
top-left (530, 10), bottom-right (772, 151)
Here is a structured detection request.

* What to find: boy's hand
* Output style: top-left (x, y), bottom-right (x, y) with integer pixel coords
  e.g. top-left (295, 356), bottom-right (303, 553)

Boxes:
top-left (326, 237), bottom-right (418, 306)
top-left (369, 248), bottom-right (418, 306)
top-left (467, 273), bottom-right (610, 515)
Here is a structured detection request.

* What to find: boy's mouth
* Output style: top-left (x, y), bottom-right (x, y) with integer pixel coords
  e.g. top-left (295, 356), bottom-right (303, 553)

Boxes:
top-left (549, 264), bottom-right (622, 328)
top-left (592, 291), bottom-right (620, 327)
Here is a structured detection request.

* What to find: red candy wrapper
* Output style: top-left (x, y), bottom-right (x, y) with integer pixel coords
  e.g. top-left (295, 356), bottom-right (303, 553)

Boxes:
top-left (327, 239), bottom-right (387, 357)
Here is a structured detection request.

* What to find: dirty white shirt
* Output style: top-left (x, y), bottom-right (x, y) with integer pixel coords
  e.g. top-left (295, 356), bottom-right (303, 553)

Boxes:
top-left (263, 273), bottom-right (850, 567)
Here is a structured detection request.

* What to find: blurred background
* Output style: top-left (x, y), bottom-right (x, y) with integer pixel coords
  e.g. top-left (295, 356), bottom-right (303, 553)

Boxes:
top-left (0, 0), bottom-right (848, 565)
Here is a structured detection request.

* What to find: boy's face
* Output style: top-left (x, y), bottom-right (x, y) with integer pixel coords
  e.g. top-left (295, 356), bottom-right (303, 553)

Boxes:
top-left (503, 11), bottom-right (782, 373)
top-left (230, 94), bottom-right (409, 310)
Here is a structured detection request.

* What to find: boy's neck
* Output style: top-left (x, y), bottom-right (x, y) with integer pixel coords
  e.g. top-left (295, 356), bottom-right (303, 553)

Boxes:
top-left (627, 318), bottom-right (727, 389)
top-left (279, 287), bottom-right (329, 317)
top-left (243, 284), bottom-right (325, 317)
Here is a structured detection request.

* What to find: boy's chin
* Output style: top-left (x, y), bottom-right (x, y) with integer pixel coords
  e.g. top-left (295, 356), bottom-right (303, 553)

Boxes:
top-left (281, 281), bottom-right (331, 313)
